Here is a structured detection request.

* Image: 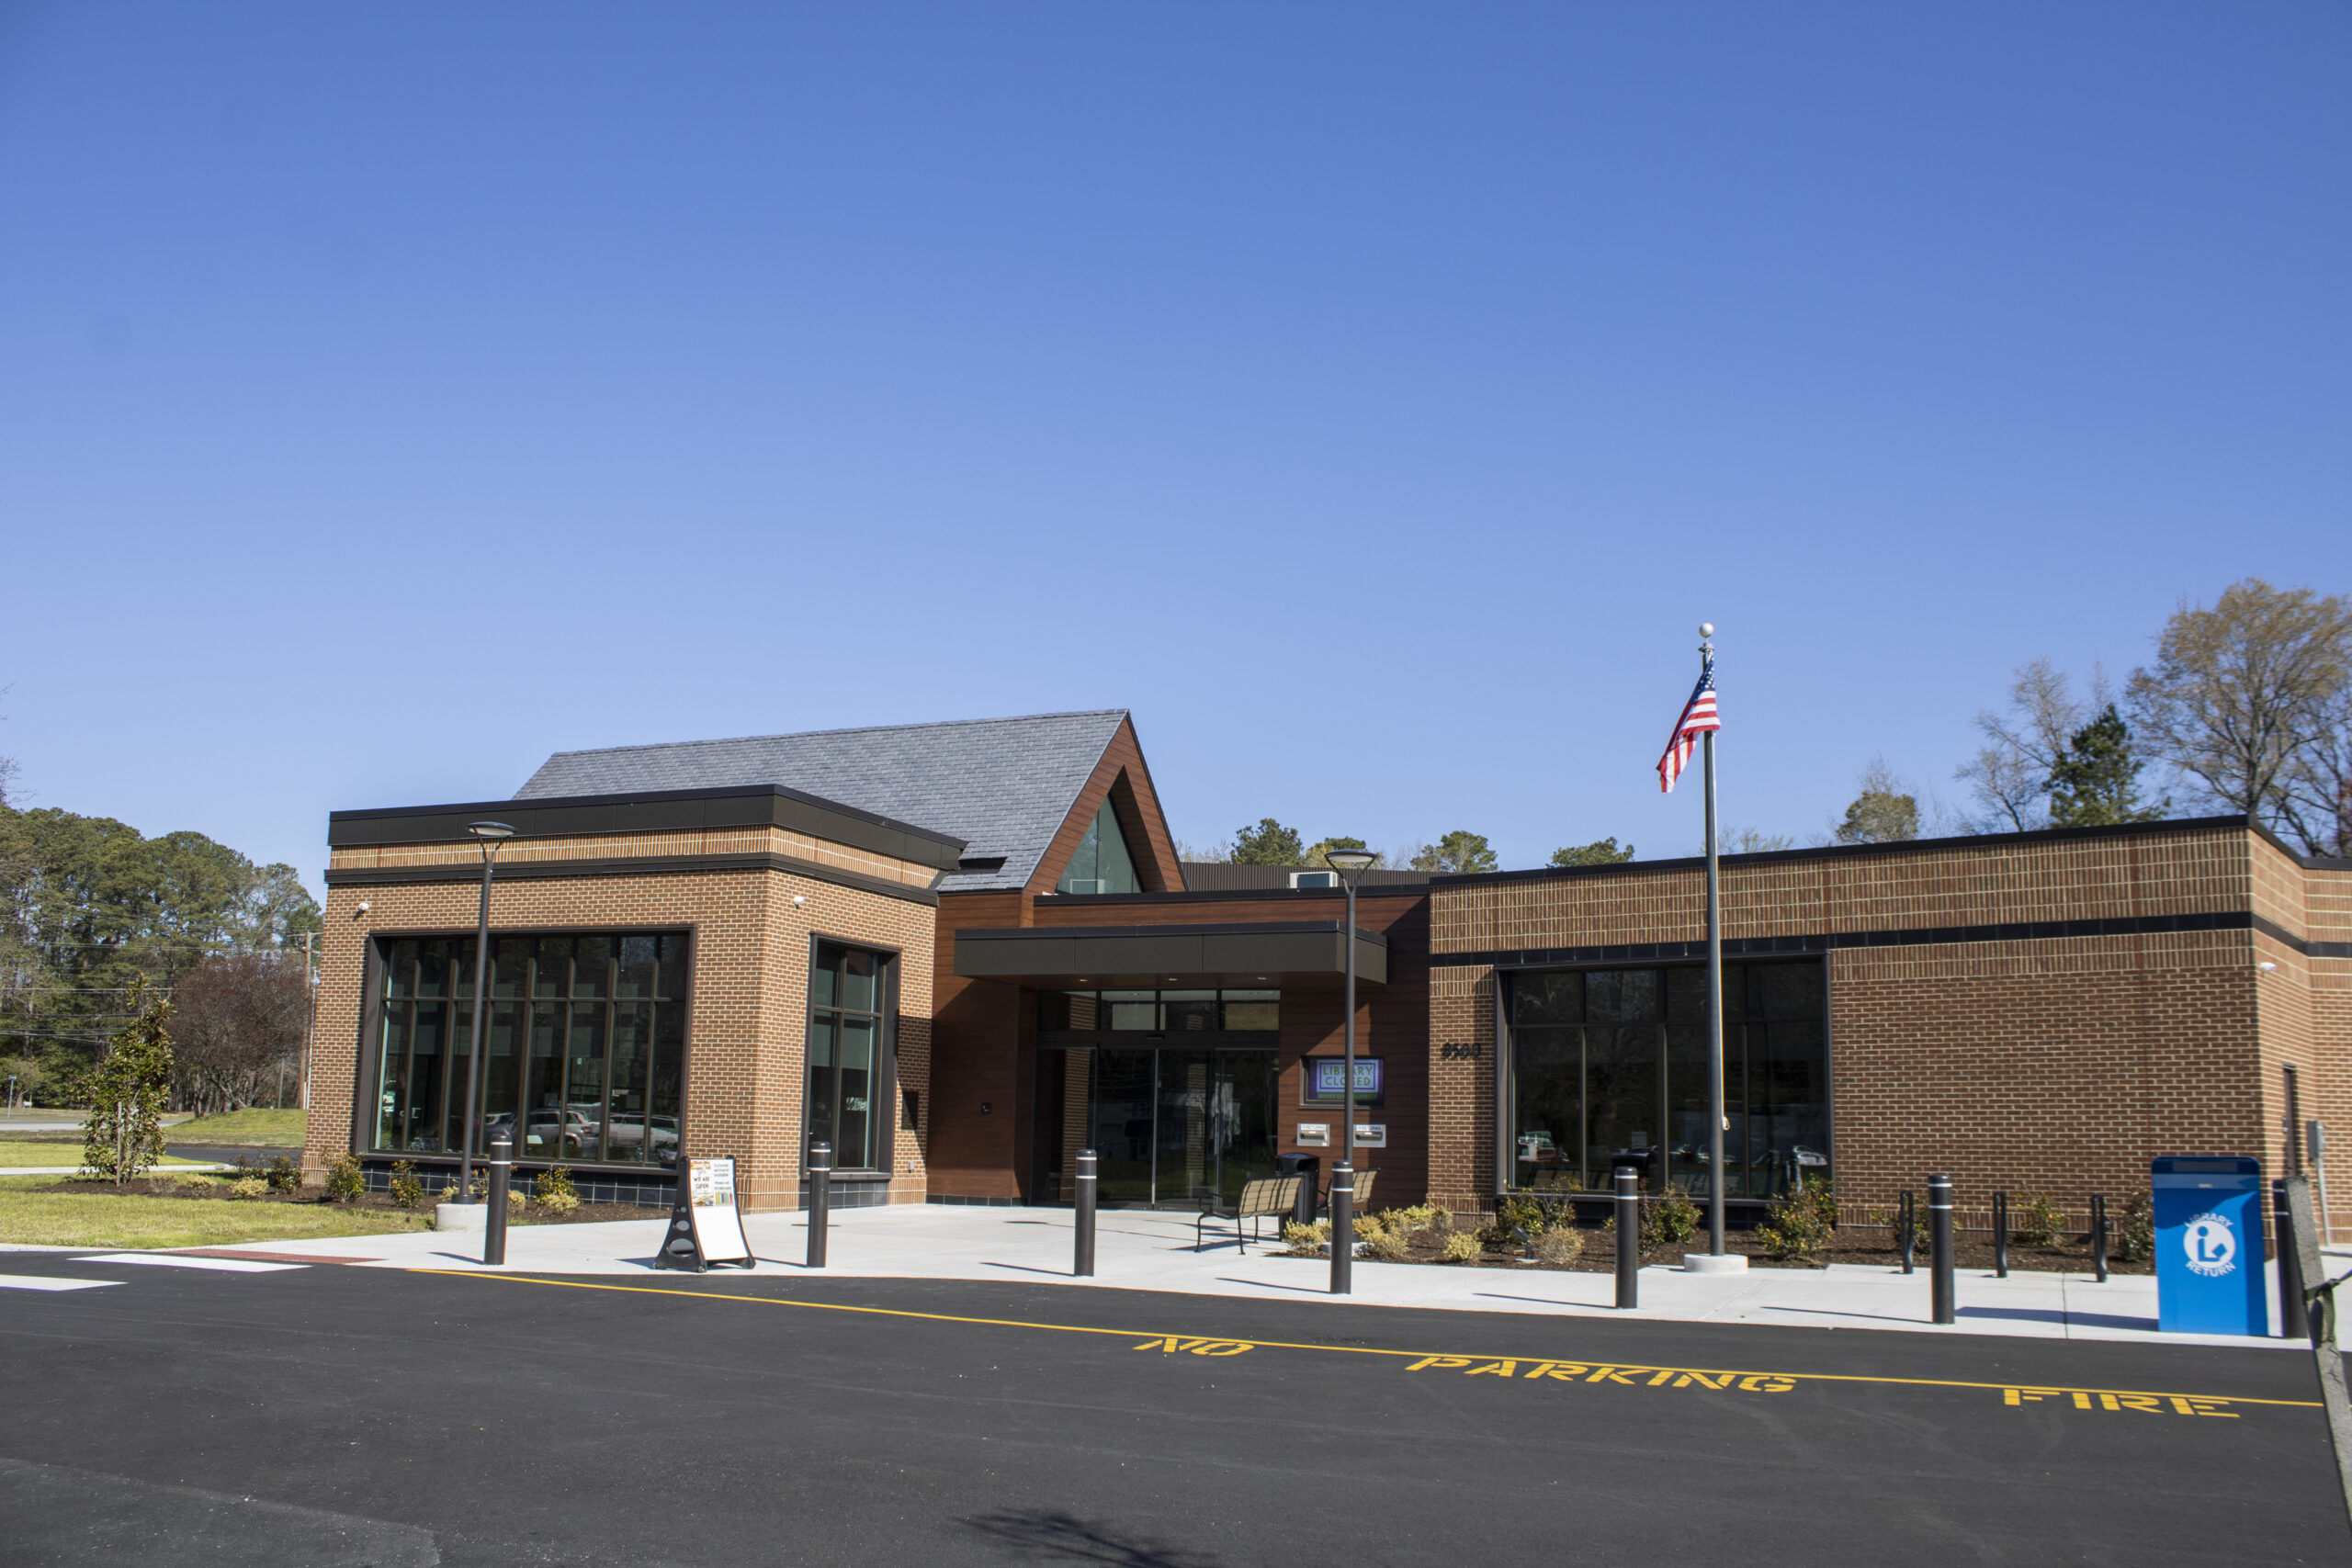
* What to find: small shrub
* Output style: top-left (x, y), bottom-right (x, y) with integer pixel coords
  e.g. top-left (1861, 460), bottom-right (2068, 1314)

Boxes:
top-left (1642, 1188), bottom-right (1701, 1249)
top-left (1758, 1177), bottom-right (1838, 1261)
top-left (323, 1154), bottom-right (365, 1203)
top-left (507, 1187), bottom-right (526, 1218)
top-left (2114, 1191), bottom-right (2154, 1263)
top-left (1495, 1194), bottom-right (1544, 1235)
top-left (532, 1165), bottom-right (581, 1213)
top-left (441, 1168), bottom-right (481, 1201)
top-left (1532, 1226), bottom-right (1585, 1266)
top-left (1282, 1220), bottom-right (1329, 1257)
top-left (387, 1160), bottom-right (425, 1209)
top-left (228, 1175), bottom-right (268, 1201)
top-left (1351, 1212), bottom-right (1390, 1246)
top-left (1363, 1227), bottom-right (1411, 1262)
top-left (1441, 1231), bottom-right (1482, 1264)
top-left (266, 1155), bottom-right (300, 1192)
top-left (2013, 1192), bottom-right (2064, 1247)
top-left (1377, 1203), bottom-right (1448, 1236)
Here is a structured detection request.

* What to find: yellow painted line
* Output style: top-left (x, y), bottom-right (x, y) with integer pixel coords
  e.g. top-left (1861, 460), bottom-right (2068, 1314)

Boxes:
top-left (407, 1269), bottom-right (2323, 1411)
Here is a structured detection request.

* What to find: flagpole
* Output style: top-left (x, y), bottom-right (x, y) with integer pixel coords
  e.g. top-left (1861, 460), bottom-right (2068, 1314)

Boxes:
top-left (1702, 625), bottom-right (1725, 1257)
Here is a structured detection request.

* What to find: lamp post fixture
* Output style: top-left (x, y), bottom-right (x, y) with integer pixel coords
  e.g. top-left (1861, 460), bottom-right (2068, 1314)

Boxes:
top-left (1325, 849), bottom-right (1378, 1296)
top-left (457, 821), bottom-right (515, 1202)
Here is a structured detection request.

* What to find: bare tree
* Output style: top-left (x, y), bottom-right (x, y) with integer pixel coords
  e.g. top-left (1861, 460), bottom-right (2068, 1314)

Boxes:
top-left (2276, 678), bottom-right (2352, 858)
top-left (2127, 579), bottom-right (2351, 851)
top-left (168, 953), bottom-right (311, 1114)
top-left (1955, 658), bottom-right (2106, 831)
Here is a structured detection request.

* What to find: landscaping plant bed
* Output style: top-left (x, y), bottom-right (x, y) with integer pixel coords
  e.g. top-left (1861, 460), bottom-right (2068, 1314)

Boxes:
top-left (1275, 1216), bottom-right (2150, 1275)
top-left (35, 1176), bottom-right (657, 1226)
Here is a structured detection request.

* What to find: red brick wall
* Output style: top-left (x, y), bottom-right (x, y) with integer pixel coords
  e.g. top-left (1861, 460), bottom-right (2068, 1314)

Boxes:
top-left (307, 850), bottom-right (938, 1212)
top-left (1430, 820), bottom-right (2352, 1223)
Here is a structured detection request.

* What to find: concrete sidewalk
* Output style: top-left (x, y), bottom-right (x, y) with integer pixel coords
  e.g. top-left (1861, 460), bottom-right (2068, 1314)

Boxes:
top-left (180, 1200), bottom-right (2313, 1350)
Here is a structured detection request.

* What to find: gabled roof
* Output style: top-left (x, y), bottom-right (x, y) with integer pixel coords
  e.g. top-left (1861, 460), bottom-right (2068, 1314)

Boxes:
top-left (514, 710), bottom-right (1133, 892)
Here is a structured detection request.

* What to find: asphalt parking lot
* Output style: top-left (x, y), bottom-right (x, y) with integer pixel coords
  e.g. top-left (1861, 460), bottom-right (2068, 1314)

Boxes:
top-left (1, 1253), bottom-right (2343, 1566)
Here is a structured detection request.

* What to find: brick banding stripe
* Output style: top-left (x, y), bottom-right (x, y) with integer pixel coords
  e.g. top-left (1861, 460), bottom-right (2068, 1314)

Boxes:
top-left (1431, 908), bottom-right (2340, 970)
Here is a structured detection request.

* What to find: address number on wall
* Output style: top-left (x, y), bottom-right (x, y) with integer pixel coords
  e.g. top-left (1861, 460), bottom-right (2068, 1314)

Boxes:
top-left (1440, 1043), bottom-right (1482, 1060)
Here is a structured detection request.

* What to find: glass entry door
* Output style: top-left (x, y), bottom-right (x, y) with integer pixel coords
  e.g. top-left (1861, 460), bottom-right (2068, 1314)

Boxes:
top-left (1083, 1047), bottom-right (1274, 1206)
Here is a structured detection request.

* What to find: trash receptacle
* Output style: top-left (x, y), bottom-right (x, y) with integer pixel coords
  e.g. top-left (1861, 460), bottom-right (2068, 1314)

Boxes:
top-left (2154, 1156), bottom-right (2267, 1336)
top-left (1276, 1154), bottom-right (1321, 1228)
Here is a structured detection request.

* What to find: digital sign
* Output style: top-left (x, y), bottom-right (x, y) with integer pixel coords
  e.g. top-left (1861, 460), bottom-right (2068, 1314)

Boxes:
top-left (1302, 1057), bottom-right (1383, 1107)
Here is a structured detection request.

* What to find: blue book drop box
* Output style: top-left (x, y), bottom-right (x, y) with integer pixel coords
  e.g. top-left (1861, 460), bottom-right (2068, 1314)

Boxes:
top-left (2153, 1156), bottom-right (2267, 1336)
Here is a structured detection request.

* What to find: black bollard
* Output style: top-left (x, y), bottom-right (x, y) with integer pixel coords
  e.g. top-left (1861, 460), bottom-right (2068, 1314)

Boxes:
top-left (2090, 1193), bottom-right (2109, 1283)
top-left (1329, 1161), bottom-right (1353, 1296)
top-left (1993, 1191), bottom-right (2008, 1279)
top-left (807, 1141), bottom-right (831, 1269)
top-left (1928, 1174), bottom-right (1955, 1325)
top-left (484, 1132), bottom-right (511, 1267)
top-left (1614, 1167), bottom-right (1639, 1310)
top-left (1898, 1190), bottom-right (1917, 1274)
top-left (1074, 1147), bottom-right (1096, 1278)
top-left (2275, 1179), bottom-right (2311, 1342)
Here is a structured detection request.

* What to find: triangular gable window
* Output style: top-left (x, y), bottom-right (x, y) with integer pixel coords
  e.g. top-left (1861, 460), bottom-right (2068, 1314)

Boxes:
top-left (1057, 802), bottom-right (1140, 895)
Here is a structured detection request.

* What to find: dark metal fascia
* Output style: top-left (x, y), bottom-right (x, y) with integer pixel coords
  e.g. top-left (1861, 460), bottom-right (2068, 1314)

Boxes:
top-left (328, 784), bottom-right (967, 871)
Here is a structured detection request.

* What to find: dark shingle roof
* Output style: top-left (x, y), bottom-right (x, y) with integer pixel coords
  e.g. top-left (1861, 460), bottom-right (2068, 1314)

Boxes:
top-left (514, 710), bottom-right (1131, 892)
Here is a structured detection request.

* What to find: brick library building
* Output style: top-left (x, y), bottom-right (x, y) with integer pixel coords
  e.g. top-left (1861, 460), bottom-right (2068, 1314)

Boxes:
top-left (304, 709), bottom-right (2352, 1229)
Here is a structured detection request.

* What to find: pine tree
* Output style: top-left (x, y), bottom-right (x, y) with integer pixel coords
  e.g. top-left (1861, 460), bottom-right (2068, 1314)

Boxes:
top-left (2046, 705), bottom-right (2165, 827)
top-left (1229, 818), bottom-right (1306, 865)
top-left (1550, 837), bottom-right (1635, 867)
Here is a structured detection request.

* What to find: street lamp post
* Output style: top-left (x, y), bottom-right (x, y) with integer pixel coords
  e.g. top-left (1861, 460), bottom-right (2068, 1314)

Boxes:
top-left (457, 821), bottom-right (516, 1202)
top-left (1326, 850), bottom-right (1378, 1296)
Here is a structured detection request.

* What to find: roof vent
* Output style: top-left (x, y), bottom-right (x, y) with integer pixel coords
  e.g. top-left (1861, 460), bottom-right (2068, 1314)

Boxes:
top-left (1288, 870), bottom-right (1339, 889)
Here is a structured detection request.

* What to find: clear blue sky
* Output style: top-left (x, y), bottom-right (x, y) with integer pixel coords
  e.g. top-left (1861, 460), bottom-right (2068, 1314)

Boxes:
top-left (2, 4), bottom-right (2346, 889)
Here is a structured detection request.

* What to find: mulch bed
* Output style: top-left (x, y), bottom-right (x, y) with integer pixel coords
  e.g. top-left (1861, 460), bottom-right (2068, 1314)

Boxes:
top-left (1286, 1224), bottom-right (2150, 1275)
top-left (34, 1178), bottom-right (655, 1226)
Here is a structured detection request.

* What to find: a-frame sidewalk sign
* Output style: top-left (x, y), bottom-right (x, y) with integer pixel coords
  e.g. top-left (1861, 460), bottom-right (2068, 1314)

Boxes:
top-left (654, 1155), bottom-right (756, 1271)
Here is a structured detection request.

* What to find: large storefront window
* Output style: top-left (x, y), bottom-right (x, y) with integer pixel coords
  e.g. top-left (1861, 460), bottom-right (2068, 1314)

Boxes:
top-left (1508, 961), bottom-right (1826, 1199)
top-left (808, 942), bottom-right (889, 1172)
top-left (371, 931), bottom-right (689, 1165)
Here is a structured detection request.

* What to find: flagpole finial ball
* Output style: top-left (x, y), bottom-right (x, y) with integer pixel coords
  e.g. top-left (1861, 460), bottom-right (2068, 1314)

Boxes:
top-left (1699, 622), bottom-right (1714, 637)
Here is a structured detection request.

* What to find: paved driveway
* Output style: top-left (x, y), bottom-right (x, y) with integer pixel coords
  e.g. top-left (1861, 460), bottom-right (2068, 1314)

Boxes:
top-left (0, 1249), bottom-right (2338, 1566)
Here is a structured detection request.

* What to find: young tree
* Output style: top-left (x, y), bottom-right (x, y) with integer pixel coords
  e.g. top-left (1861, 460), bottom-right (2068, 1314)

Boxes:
top-left (1549, 837), bottom-right (1634, 867)
top-left (1229, 818), bottom-right (1306, 865)
top-left (1724, 829), bottom-right (1795, 853)
top-left (1835, 758), bottom-right (1920, 844)
top-left (2045, 705), bottom-right (2165, 828)
top-left (2127, 579), bottom-right (2351, 850)
top-left (1408, 831), bottom-right (1498, 874)
top-left (81, 977), bottom-right (173, 1188)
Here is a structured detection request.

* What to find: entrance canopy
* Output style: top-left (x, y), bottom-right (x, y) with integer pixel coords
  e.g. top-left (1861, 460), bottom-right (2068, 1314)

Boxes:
top-left (953, 920), bottom-right (1387, 989)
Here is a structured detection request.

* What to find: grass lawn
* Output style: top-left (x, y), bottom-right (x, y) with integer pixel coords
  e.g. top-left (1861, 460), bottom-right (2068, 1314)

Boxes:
top-left (0, 1175), bottom-right (432, 1249)
top-left (0, 1142), bottom-right (205, 1169)
top-left (163, 1107), bottom-right (308, 1145)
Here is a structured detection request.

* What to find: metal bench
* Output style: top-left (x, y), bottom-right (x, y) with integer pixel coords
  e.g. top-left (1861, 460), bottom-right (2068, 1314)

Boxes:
top-left (1324, 1168), bottom-right (1376, 1215)
top-left (1195, 1176), bottom-right (1304, 1254)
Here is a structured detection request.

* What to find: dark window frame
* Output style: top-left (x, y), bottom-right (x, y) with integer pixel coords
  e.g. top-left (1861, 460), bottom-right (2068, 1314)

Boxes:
top-left (805, 934), bottom-right (900, 1177)
top-left (352, 924), bottom-right (695, 1168)
top-left (1497, 954), bottom-right (1830, 1201)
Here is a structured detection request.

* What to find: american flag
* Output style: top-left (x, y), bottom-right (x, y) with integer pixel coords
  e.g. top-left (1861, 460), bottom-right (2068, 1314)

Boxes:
top-left (1657, 659), bottom-right (1720, 794)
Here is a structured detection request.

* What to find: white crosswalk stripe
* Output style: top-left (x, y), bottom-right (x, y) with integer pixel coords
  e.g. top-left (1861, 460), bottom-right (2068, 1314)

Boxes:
top-left (0, 1274), bottom-right (122, 1292)
top-left (74, 1253), bottom-right (306, 1273)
